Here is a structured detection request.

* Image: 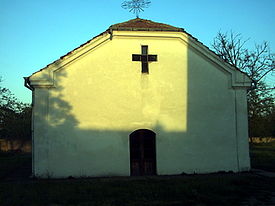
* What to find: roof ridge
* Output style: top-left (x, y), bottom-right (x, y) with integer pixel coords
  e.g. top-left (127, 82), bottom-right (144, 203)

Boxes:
top-left (26, 18), bottom-right (249, 82)
top-left (109, 18), bottom-right (184, 32)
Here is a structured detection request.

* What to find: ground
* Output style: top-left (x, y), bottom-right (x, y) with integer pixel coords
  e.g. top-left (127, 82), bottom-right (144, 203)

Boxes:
top-left (250, 141), bottom-right (275, 172)
top-left (0, 142), bottom-right (275, 206)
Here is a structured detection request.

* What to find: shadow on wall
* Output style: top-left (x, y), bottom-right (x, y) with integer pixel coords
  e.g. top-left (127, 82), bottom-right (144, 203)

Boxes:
top-left (32, 37), bottom-right (244, 178)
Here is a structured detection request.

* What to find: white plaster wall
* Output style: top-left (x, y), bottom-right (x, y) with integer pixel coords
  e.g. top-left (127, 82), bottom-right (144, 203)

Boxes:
top-left (235, 89), bottom-right (251, 171)
top-left (30, 31), bottom-right (250, 177)
top-left (157, 43), bottom-right (238, 174)
top-left (32, 88), bottom-right (50, 176)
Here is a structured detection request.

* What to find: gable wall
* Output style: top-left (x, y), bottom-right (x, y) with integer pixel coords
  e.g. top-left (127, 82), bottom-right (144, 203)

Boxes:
top-left (32, 31), bottom-right (249, 177)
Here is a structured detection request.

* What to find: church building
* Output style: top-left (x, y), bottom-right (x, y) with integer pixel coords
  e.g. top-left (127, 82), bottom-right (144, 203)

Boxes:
top-left (25, 18), bottom-right (251, 178)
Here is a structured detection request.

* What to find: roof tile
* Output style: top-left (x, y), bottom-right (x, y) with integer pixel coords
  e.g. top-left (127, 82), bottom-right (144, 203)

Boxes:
top-left (110, 18), bottom-right (183, 32)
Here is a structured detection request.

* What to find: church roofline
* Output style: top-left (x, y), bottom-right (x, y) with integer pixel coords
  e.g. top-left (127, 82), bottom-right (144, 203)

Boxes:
top-left (25, 18), bottom-right (251, 90)
top-left (109, 18), bottom-right (184, 32)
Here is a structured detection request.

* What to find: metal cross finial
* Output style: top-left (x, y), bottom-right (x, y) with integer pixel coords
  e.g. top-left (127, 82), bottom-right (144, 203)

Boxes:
top-left (121, 0), bottom-right (151, 18)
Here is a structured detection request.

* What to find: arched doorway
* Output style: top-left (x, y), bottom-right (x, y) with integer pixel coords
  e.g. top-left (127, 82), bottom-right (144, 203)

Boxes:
top-left (129, 129), bottom-right (156, 176)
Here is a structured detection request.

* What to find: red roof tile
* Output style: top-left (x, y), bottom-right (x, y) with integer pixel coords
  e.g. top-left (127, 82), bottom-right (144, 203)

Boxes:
top-left (110, 18), bottom-right (183, 32)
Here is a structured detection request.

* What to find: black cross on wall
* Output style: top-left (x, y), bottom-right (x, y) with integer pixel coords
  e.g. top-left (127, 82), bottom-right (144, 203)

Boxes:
top-left (132, 45), bottom-right (157, 74)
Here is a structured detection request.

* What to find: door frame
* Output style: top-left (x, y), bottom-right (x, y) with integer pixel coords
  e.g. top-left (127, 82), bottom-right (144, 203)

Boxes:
top-left (129, 129), bottom-right (157, 176)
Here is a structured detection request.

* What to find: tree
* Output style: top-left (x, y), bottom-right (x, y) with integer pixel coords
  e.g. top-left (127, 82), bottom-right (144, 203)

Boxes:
top-left (212, 32), bottom-right (275, 138)
top-left (268, 105), bottom-right (275, 137)
top-left (248, 82), bottom-right (274, 137)
top-left (0, 77), bottom-right (31, 151)
top-left (0, 77), bottom-right (24, 113)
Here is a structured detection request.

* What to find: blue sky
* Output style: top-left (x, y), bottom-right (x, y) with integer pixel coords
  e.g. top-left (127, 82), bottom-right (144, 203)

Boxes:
top-left (1, 0), bottom-right (274, 103)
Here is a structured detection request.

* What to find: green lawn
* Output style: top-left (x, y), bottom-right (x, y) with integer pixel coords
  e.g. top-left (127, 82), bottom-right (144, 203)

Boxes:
top-left (0, 173), bottom-right (273, 206)
top-left (0, 142), bottom-right (275, 206)
top-left (0, 151), bottom-right (31, 179)
top-left (250, 141), bottom-right (275, 172)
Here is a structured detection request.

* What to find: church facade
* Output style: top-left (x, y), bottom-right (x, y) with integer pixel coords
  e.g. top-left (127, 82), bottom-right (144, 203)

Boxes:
top-left (25, 18), bottom-right (251, 178)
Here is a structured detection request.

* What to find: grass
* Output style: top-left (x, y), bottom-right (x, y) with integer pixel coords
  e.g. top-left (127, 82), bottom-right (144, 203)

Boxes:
top-left (0, 151), bottom-right (31, 179)
top-left (250, 141), bottom-right (275, 172)
top-left (0, 141), bottom-right (274, 206)
top-left (0, 173), bottom-right (272, 206)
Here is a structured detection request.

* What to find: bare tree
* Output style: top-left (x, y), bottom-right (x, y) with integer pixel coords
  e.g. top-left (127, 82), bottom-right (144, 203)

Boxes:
top-left (212, 32), bottom-right (275, 138)
top-left (212, 31), bottom-right (275, 89)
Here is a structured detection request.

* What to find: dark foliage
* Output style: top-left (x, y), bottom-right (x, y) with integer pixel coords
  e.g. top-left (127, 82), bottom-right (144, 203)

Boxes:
top-left (0, 77), bottom-right (31, 150)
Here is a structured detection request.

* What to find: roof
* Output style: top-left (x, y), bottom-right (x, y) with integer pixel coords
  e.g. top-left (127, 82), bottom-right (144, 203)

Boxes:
top-left (28, 18), bottom-right (185, 77)
top-left (109, 18), bottom-right (183, 32)
top-left (25, 18), bottom-right (250, 85)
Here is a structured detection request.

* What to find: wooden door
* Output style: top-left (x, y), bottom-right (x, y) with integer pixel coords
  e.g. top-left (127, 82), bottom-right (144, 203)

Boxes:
top-left (130, 129), bottom-right (156, 176)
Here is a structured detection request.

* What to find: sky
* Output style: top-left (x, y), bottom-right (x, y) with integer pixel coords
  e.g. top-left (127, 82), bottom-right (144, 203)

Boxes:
top-left (0, 0), bottom-right (274, 103)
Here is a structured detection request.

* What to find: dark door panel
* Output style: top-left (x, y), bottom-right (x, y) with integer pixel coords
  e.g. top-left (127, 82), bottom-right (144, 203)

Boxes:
top-left (130, 129), bottom-right (156, 176)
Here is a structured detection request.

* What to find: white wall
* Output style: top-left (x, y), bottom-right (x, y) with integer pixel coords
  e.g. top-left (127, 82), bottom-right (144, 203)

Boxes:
top-left (30, 31), bottom-right (250, 177)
